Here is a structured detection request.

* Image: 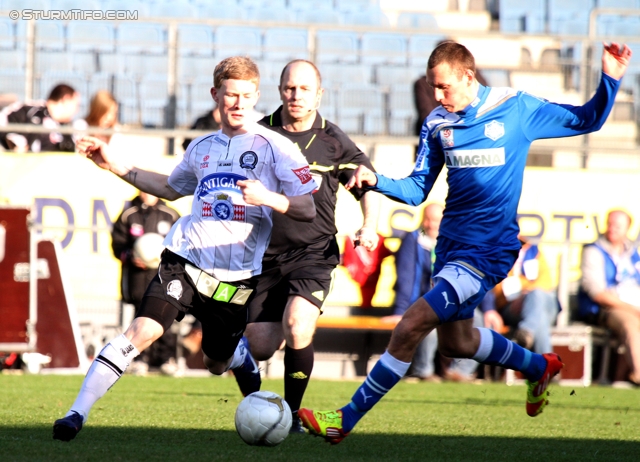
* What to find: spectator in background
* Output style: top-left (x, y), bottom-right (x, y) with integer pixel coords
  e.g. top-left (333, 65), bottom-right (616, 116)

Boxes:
top-left (579, 210), bottom-right (640, 386)
top-left (343, 234), bottom-right (391, 308)
top-left (382, 203), bottom-right (443, 382)
top-left (0, 83), bottom-right (80, 153)
top-left (84, 90), bottom-right (119, 144)
top-left (486, 237), bottom-right (560, 354)
top-left (181, 104), bottom-right (220, 150)
top-left (111, 191), bottom-right (181, 376)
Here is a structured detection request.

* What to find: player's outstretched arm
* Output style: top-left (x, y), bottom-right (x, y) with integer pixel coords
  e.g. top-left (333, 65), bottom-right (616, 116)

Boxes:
top-left (345, 165), bottom-right (378, 191)
top-left (355, 191), bottom-right (380, 251)
top-left (76, 136), bottom-right (183, 201)
top-left (237, 179), bottom-right (316, 222)
top-left (602, 42), bottom-right (632, 81)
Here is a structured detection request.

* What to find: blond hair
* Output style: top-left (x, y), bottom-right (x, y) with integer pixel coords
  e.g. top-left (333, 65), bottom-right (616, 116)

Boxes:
top-left (213, 56), bottom-right (260, 89)
top-left (85, 90), bottom-right (118, 127)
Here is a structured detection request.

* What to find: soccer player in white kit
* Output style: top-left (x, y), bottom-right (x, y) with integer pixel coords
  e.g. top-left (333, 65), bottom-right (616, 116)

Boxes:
top-left (53, 56), bottom-right (317, 441)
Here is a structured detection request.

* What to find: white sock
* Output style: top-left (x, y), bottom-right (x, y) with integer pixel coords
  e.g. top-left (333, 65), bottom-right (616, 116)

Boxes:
top-left (68, 334), bottom-right (139, 422)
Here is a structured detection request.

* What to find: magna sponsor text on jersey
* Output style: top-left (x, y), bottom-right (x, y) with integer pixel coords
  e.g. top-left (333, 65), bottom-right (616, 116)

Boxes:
top-left (445, 148), bottom-right (505, 168)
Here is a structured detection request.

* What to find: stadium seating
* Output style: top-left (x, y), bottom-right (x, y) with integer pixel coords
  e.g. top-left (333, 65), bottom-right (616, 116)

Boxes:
top-left (67, 22), bottom-right (115, 53)
top-left (263, 28), bottom-right (308, 61)
top-left (0, 17), bottom-right (14, 49)
top-left (15, 21), bottom-right (66, 51)
top-left (35, 51), bottom-right (73, 74)
top-left (396, 12), bottom-right (439, 30)
top-left (213, 26), bottom-right (262, 59)
top-left (246, 7), bottom-right (295, 23)
top-left (150, 1), bottom-right (198, 19)
top-left (361, 32), bottom-right (407, 65)
top-left (315, 30), bottom-right (359, 64)
top-left (297, 9), bottom-right (342, 25)
top-left (499, 0), bottom-right (546, 33)
top-left (197, 2), bottom-right (246, 20)
top-left (117, 23), bottom-right (166, 55)
top-left (0, 69), bottom-right (26, 98)
top-left (408, 34), bottom-right (446, 67)
top-left (177, 24), bottom-right (214, 57)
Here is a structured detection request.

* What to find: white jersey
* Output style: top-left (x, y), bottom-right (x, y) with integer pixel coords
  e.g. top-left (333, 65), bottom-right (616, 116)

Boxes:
top-left (165, 122), bottom-right (316, 281)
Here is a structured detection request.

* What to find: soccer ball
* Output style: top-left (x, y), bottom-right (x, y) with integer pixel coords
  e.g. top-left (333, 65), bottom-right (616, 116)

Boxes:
top-left (132, 233), bottom-right (165, 269)
top-left (234, 391), bottom-right (292, 446)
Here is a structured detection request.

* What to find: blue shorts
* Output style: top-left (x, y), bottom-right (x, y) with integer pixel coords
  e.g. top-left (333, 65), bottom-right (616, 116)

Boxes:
top-left (428, 236), bottom-right (519, 323)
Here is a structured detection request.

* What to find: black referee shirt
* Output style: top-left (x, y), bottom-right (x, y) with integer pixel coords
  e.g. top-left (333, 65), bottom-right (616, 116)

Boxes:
top-left (259, 106), bottom-right (375, 255)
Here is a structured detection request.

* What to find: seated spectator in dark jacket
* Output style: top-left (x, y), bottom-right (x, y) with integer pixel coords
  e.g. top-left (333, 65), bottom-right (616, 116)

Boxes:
top-left (0, 83), bottom-right (80, 153)
top-left (181, 105), bottom-right (220, 150)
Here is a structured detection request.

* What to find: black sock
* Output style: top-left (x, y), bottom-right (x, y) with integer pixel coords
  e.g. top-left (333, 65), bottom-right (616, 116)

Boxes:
top-left (283, 344), bottom-right (314, 413)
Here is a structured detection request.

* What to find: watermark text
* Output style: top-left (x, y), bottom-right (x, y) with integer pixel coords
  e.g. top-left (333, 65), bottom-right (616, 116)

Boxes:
top-left (9, 10), bottom-right (138, 20)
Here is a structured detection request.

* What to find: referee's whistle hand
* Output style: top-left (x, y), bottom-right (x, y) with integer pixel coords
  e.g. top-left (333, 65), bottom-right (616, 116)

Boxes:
top-left (345, 165), bottom-right (377, 190)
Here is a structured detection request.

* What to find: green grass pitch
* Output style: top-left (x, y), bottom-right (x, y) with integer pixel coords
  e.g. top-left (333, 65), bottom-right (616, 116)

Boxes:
top-left (1, 374), bottom-right (639, 461)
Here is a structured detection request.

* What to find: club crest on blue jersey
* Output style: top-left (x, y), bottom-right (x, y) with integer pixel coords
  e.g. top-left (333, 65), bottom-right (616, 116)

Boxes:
top-left (484, 120), bottom-right (505, 141)
top-left (440, 128), bottom-right (454, 147)
top-left (239, 151), bottom-right (258, 169)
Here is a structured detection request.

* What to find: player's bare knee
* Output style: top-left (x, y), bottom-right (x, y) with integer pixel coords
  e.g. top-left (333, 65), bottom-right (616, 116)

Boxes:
top-left (203, 354), bottom-right (228, 375)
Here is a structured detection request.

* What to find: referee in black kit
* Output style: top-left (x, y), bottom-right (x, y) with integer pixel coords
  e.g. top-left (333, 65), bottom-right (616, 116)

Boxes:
top-left (231, 60), bottom-right (381, 433)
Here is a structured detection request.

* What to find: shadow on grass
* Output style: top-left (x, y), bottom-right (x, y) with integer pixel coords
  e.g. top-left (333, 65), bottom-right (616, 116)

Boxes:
top-left (2, 426), bottom-right (639, 462)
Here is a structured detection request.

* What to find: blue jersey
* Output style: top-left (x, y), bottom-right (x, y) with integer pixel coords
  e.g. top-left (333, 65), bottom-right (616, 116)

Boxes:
top-left (373, 73), bottom-right (620, 250)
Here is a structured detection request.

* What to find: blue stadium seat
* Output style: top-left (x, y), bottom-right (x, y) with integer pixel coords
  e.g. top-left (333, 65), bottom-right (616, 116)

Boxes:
top-left (67, 22), bottom-right (115, 53)
top-left (139, 74), bottom-right (169, 127)
top-left (339, 82), bottom-right (383, 111)
top-left (289, 0), bottom-right (332, 10)
top-left (124, 55), bottom-right (169, 76)
top-left (113, 75), bottom-right (138, 124)
top-left (596, 14), bottom-right (622, 37)
top-left (198, 3), bottom-right (246, 20)
top-left (597, 0), bottom-right (639, 8)
top-left (315, 30), bottom-right (359, 64)
top-left (389, 108), bottom-right (415, 136)
top-left (35, 51), bottom-right (73, 74)
top-left (254, 79), bottom-right (281, 116)
top-left (16, 22), bottom-right (66, 51)
top-left (408, 34), bottom-right (446, 67)
top-left (396, 12), bottom-right (439, 30)
top-left (343, 7), bottom-right (390, 27)
top-left (246, 7), bottom-right (295, 23)
top-left (150, 1), bottom-right (198, 19)
top-left (611, 17), bottom-right (640, 37)
top-left (55, 0), bottom-right (100, 10)
top-left (297, 9), bottom-right (342, 25)
top-left (0, 69), bottom-right (25, 99)
top-left (87, 73), bottom-right (114, 101)
top-left (321, 63), bottom-right (372, 85)
top-left (375, 66), bottom-right (421, 86)
top-left (548, 0), bottom-right (592, 35)
top-left (1, 0), bottom-right (49, 10)
top-left (0, 49), bottom-right (23, 71)
top-left (361, 33), bottom-right (407, 65)
top-left (71, 52), bottom-right (96, 74)
top-left (214, 26), bottom-right (262, 59)
top-left (117, 23), bottom-right (166, 54)
top-left (179, 56), bottom-right (216, 81)
top-left (99, 54), bottom-right (125, 75)
top-left (103, 0), bottom-right (150, 17)
top-left (500, 0), bottom-right (545, 33)
top-left (335, 0), bottom-right (377, 12)
top-left (263, 28), bottom-right (308, 61)
top-left (0, 18), bottom-right (14, 50)
top-left (178, 24), bottom-right (214, 57)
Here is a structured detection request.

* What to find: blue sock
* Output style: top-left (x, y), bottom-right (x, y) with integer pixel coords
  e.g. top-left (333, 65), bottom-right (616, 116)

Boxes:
top-left (340, 357), bottom-right (404, 433)
top-left (473, 327), bottom-right (546, 382)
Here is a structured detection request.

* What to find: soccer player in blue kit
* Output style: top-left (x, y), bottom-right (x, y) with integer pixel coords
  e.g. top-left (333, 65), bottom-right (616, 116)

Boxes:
top-left (298, 40), bottom-right (632, 444)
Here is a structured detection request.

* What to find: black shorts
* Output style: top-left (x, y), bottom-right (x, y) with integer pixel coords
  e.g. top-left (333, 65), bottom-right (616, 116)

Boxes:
top-left (139, 250), bottom-right (256, 362)
top-left (247, 238), bottom-right (339, 323)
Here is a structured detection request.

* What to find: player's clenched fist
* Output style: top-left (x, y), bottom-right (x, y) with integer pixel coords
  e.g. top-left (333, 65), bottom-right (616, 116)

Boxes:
top-left (345, 165), bottom-right (377, 191)
top-left (237, 179), bottom-right (269, 206)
